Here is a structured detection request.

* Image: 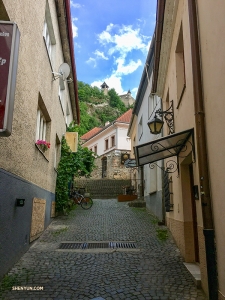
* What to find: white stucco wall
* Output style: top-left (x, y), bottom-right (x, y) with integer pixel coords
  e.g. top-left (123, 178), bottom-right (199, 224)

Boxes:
top-left (82, 122), bottom-right (131, 156)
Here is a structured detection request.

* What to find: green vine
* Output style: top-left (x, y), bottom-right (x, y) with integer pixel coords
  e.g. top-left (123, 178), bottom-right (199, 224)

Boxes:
top-left (55, 123), bottom-right (96, 212)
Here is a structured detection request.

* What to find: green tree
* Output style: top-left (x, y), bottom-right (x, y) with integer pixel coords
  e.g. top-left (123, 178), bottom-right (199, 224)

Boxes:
top-left (108, 88), bottom-right (127, 113)
top-left (55, 123), bottom-right (96, 212)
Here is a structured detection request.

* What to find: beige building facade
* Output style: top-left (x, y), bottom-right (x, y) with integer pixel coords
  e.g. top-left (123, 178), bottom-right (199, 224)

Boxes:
top-left (144, 0), bottom-right (225, 298)
top-left (0, 0), bottom-right (79, 278)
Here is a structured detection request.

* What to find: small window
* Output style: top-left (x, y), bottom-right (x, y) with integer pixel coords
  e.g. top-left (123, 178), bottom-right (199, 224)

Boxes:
top-left (58, 85), bottom-right (65, 113)
top-left (111, 135), bottom-right (115, 147)
top-left (66, 103), bottom-right (70, 126)
top-left (94, 145), bottom-right (97, 154)
top-left (176, 24), bottom-right (186, 106)
top-left (43, 1), bottom-right (56, 64)
top-left (43, 20), bottom-right (52, 59)
top-left (148, 95), bottom-right (156, 119)
top-left (35, 94), bottom-right (51, 154)
top-left (105, 139), bottom-right (109, 150)
top-left (138, 116), bottom-right (143, 140)
top-left (36, 108), bottom-right (47, 142)
top-left (90, 148), bottom-right (92, 152)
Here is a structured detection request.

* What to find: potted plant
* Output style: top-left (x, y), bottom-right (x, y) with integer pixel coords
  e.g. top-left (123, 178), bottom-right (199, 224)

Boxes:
top-left (36, 140), bottom-right (51, 152)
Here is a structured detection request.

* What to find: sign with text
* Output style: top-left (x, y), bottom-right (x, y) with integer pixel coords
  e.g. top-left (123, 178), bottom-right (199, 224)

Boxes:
top-left (0, 22), bottom-right (20, 136)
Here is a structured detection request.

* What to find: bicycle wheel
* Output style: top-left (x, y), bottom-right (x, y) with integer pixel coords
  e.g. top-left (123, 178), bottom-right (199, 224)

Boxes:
top-left (81, 197), bottom-right (93, 209)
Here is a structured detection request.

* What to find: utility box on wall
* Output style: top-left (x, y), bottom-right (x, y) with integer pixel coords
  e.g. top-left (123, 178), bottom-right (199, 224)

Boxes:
top-left (0, 21), bottom-right (20, 137)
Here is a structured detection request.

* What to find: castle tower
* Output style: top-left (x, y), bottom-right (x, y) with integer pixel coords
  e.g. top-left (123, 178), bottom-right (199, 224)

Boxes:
top-left (100, 81), bottom-right (109, 95)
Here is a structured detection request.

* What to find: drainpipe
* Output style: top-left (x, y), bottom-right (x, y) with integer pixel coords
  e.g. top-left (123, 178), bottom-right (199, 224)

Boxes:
top-left (188, 1), bottom-right (218, 299)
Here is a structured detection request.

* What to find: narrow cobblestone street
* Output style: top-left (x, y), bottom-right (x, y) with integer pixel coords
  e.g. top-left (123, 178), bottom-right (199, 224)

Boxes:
top-left (0, 199), bottom-right (207, 300)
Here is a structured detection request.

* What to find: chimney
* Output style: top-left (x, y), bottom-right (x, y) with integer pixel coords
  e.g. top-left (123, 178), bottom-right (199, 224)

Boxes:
top-left (105, 121), bottom-right (110, 126)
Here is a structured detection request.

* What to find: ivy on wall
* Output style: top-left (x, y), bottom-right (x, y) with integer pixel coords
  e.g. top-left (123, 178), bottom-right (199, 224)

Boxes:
top-left (55, 123), bottom-right (96, 212)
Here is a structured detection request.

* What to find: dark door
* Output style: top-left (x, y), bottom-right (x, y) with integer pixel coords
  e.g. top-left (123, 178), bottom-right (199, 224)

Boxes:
top-left (102, 157), bottom-right (107, 178)
top-left (189, 164), bottom-right (199, 262)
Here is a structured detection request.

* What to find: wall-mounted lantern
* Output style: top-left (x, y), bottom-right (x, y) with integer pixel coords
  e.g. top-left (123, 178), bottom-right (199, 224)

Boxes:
top-left (121, 153), bottom-right (130, 164)
top-left (147, 100), bottom-right (174, 135)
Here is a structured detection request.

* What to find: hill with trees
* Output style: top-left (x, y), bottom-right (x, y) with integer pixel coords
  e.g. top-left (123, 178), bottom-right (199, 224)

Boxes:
top-left (76, 81), bottom-right (133, 135)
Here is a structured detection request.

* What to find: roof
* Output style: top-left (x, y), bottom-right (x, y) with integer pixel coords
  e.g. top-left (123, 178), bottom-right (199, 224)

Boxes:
top-left (101, 81), bottom-right (109, 88)
top-left (81, 109), bottom-right (132, 142)
top-left (81, 127), bottom-right (102, 140)
top-left (116, 109), bottom-right (132, 123)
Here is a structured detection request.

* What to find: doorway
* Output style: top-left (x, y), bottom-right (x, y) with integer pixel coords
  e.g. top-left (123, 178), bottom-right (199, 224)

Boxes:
top-left (189, 163), bottom-right (199, 262)
top-left (181, 156), bottom-right (199, 263)
top-left (102, 157), bottom-right (107, 178)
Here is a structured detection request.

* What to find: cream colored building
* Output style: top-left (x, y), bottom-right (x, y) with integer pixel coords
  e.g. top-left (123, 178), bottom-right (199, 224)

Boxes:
top-left (0, 0), bottom-right (79, 278)
top-left (81, 109), bottom-right (132, 180)
top-left (135, 0), bottom-right (225, 298)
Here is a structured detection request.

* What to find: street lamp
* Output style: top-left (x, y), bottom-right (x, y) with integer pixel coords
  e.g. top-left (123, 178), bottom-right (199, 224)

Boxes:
top-left (147, 100), bottom-right (174, 135)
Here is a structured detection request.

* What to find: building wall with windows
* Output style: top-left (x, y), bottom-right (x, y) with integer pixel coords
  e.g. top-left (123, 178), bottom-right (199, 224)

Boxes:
top-left (152, 0), bottom-right (225, 297)
top-left (81, 110), bottom-right (132, 179)
top-left (0, 0), bottom-right (79, 278)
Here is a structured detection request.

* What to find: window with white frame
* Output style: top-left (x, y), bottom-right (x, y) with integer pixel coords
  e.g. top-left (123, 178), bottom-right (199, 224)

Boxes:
top-left (138, 116), bottom-right (143, 140)
top-left (36, 108), bottom-right (47, 142)
top-left (43, 1), bottom-right (56, 64)
top-left (58, 85), bottom-right (65, 112)
top-left (43, 19), bottom-right (52, 59)
top-left (148, 94), bottom-right (157, 119)
top-left (35, 94), bottom-right (51, 154)
top-left (66, 102), bottom-right (70, 126)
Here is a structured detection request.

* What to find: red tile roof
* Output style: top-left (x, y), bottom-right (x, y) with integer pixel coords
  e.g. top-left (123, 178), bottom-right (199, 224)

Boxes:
top-left (116, 108), bottom-right (132, 123)
top-left (80, 127), bottom-right (102, 140)
top-left (81, 109), bottom-right (133, 142)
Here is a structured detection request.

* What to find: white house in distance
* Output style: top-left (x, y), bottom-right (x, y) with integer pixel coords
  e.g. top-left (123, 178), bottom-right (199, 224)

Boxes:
top-left (81, 109), bottom-right (132, 179)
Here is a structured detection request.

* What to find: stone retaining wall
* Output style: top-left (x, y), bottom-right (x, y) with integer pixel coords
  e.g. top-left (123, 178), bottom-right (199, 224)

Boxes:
top-left (74, 179), bottom-right (131, 199)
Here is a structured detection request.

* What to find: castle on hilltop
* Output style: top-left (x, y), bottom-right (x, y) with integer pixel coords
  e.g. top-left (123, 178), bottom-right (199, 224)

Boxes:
top-left (100, 82), bottom-right (135, 108)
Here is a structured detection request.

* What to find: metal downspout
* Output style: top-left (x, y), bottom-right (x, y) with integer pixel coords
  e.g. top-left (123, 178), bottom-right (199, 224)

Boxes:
top-left (187, 1), bottom-right (218, 299)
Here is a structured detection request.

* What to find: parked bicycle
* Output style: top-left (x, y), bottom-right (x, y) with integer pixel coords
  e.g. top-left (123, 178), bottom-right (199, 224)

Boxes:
top-left (70, 190), bottom-right (93, 209)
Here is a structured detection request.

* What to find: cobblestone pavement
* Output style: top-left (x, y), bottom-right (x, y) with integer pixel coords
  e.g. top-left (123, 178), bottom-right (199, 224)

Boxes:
top-left (0, 199), bottom-right (207, 300)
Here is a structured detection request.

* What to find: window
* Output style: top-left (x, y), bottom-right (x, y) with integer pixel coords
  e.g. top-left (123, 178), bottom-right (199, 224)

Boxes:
top-left (105, 139), bottom-right (109, 150)
top-left (111, 135), bottom-right (115, 147)
top-left (148, 94), bottom-right (157, 119)
top-left (43, 1), bottom-right (56, 64)
top-left (94, 145), bottom-right (97, 154)
top-left (66, 102), bottom-right (70, 126)
top-left (138, 116), bottom-right (143, 140)
top-left (176, 24), bottom-right (186, 106)
top-left (43, 20), bottom-right (52, 59)
top-left (58, 85), bottom-right (65, 113)
top-left (35, 94), bottom-right (51, 154)
top-left (90, 148), bottom-right (92, 152)
top-left (36, 108), bottom-right (47, 142)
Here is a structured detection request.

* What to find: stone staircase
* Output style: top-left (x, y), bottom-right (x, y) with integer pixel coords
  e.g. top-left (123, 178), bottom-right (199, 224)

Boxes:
top-left (74, 179), bottom-right (131, 199)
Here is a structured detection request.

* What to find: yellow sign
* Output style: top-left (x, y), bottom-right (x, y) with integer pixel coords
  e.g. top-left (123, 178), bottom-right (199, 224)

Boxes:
top-left (65, 132), bottom-right (78, 152)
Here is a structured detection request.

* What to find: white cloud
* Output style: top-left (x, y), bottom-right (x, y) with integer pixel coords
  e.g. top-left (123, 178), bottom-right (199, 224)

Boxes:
top-left (131, 87), bottom-right (138, 98)
top-left (92, 23), bottom-right (150, 95)
top-left (114, 57), bottom-right (142, 76)
top-left (72, 18), bottom-right (78, 38)
top-left (86, 57), bottom-right (97, 68)
top-left (94, 50), bottom-right (108, 60)
top-left (70, 1), bottom-right (81, 8)
top-left (91, 75), bottom-right (124, 95)
top-left (98, 24), bottom-right (149, 55)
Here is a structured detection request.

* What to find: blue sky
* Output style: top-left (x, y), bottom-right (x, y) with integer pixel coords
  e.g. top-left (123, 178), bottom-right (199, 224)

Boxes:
top-left (70, 0), bottom-right (157, 98)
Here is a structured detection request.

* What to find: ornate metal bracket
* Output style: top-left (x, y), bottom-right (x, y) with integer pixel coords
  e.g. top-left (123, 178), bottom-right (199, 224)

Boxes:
top-left (155, 100), bottom-right (174, 134)
top-left (149, 159), bottom-right (179, 176)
